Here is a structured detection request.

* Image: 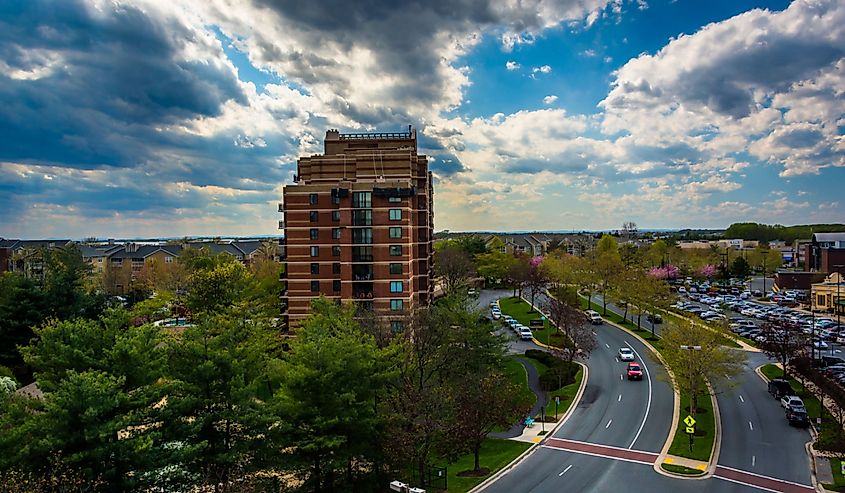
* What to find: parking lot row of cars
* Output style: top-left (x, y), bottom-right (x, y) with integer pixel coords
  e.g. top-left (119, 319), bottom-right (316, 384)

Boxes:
top-left (490, 300), bottom-right (534, 341)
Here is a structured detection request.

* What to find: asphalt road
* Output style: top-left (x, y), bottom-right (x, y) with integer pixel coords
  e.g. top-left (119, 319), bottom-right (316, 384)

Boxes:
top-left (478, 290), bottom-right (815, 493)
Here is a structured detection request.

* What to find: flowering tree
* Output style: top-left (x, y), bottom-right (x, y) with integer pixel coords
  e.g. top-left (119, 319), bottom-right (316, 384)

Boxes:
top-left (648, 264), bottom-right (679, 280)
top-left (530, 256), bottom-right (544, 268)
top-left (699, 264), bottom-right (717, 279)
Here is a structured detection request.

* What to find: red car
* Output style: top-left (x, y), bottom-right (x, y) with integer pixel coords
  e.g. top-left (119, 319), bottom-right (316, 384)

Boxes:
top-left (627, 362), bottom-right (643, 381)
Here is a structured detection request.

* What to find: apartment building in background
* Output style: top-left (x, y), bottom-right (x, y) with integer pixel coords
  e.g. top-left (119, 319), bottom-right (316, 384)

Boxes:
top-left (279, 127), bottom-right (434, 330)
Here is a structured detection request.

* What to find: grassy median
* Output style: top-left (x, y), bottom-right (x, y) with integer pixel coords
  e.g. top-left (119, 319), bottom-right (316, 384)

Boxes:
top-left (667, 391), bottom-right (715, 462)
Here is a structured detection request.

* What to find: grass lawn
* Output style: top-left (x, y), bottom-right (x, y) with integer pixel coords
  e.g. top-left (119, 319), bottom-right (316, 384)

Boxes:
top-left (503, 356), bottom-right (537, 410)
top-left (546, 367), bottom-right (583, 421)
top-left (445, 439), bottom-right (531, 492)
top-left (667, 391), bottom-right (716, 462)
top-left (499, 296), bottom-right (558, 347)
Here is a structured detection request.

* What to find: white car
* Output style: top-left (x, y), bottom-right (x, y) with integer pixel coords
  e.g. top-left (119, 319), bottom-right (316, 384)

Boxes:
top-left (781, 395), bottom-right (804, 409)
top-left (618, 347), bottom-right (635, 362)
top-left (519, 327), bottom-right (534, 341)
top-left (490, 310), bottom-right (501, 320)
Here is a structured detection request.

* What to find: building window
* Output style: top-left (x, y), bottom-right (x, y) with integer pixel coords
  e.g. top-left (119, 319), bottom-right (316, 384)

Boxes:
top-left (390, 245), bottom-right (402, 256)
top-left (310, 281), bottom-right (320, 292)
top-left (332, 210), bottom-right (341, 222)
top-left (389, 209), bottom-right (402, 221)
top-left (332, 228), bottom-right (341, 240)
top-left (352, 210), bottom-right (372, 226)
top-left (391, 320), bottom-right (403, 332)
top-left (333, 263), bottom-right (341, 274)
top-left (332, 195), bottom-right (340, 205)
top-left (389, 227), bottom-right (402, 239)
top-left (389, 196), bottom-right (402, 203)
top-left (333, 280), bottom-right (341, 292)
top-left (352, 246), bottom-right (372, 262)
top-left (332, 246), bottom-right (341, 257)
top-left (390, 299), bottom-right (403, 311)
top-left (165, 256), bottom-right (173, 263)
top-left (352, 191), bottom-right (372, 208)
top-left (310, 211), bottom-right (318, 222)
top-left (389, 263), bottom-right (402, 275)
top-left (390, 281), bottom-right (403, 293)
top-left (311, 263), bottom-right (319, 275)
top-left (310, 228), bottom-right (319, 240)
top-left (309, 193), bottom-right (318, 205)
top-left (310, 246), bottom-right (319, 257)
top-left (352, 228), bottom-right (373, 244)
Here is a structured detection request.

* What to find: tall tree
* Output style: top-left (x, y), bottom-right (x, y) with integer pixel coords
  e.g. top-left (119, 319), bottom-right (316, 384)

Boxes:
top-left (433, 245), bottom-right (475, 294)
top-left (660, 320), bottom-right (745, 419)
top-left (0, 273), bottom-right (47, 374)
top-left (759, 321), bottom-right (810, 377)
top-left (441, 371), bottom-right (526, 473)
top-left (506, 257), bottom-right (531, 298)
top-left (593, 235), bottom-right (622, 315)
top-left (544, 288), bottom-right (596, 380)
top-left (278, 298), bottom-right (392, 492)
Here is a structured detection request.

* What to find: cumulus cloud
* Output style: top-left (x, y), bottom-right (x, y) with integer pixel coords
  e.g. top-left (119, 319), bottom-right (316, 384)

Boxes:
top-left (532, 65), bottom-right (552, 74)
top-left (506, 60), bottom-right (521, 70)
top-left (543, 95), bottom-right (559, 104)
top-left (600, 0), bottom-right (845, 176)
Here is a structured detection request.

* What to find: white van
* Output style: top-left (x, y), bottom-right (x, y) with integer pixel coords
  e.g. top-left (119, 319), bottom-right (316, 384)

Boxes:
top-left (585, 310), bottom-right (603, 325)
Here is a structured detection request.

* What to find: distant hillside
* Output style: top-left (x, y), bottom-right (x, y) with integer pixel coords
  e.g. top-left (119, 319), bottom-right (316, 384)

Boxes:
top-left (723, 223), bottom-right (845, 243)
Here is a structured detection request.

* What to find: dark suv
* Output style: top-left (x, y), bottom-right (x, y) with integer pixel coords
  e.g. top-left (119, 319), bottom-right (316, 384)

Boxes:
top-left (768, 379), bottom-right (792, 400)
top-left (786, 404), bottom-right (810, 427)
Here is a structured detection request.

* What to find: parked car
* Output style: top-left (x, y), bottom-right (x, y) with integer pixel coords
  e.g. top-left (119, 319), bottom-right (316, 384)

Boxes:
top-left (618, 347), bottom-right (635, 362)
top-left (586, 310), bottom-right (603, 325)
top-left (646, 313), bottom-right (663, 324)
top-left (786, 404), bottom-right (810, 427)
top-left (780, 395), bottom-right (804, 409)
top-left (626, 362), bottom-right (643, 381)
top-left (768, 379), bottom-right (792, 400)
top-left (518, 327), bottom-right (534, 341)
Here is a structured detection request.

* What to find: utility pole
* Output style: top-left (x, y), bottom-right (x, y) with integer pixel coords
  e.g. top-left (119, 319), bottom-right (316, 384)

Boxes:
top-left (835, 265), bottom-right (844, 333)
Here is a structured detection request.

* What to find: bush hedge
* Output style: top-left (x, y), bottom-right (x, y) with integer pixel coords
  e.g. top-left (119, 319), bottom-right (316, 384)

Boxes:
top-left (525, 349), bottom-right (578, 390)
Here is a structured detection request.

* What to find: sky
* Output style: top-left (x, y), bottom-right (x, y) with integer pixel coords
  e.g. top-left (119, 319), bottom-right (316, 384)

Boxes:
top-left (0, 0), bottom-right (843, 239)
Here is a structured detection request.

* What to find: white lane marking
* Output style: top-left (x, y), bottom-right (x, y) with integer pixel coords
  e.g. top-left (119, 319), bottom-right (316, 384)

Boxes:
top-left (558, 464), bottom-right (573, 477)
top-left (739, 395), bottom-right (745, 403)
top-left (752, 455), bottom-right (756, 467)
top-left (749, 421), bottom-right (754, 431)
top-left (620, 374), bottom-right (623, 380)
top-left (592, 331), bottom-right (597, 336)
top-left (618, 394), bottom-right (622, 402)
top-left (605, 419), bottom-right (613, 429)
top-left (605, 343), bottom-right (610, 349)
top-left (625, 341), bottom-right (653, 450)
top-left (725, 374), bottom-right (732, 380)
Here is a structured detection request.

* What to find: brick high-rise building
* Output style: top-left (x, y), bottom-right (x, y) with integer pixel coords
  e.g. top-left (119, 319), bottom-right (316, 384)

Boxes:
top-left (279, 127), bottom-right (434, 330)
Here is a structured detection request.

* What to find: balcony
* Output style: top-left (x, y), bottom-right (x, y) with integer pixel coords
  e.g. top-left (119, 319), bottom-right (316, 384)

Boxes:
top-left (353, 283), bottom-right (374, 299)
top-left (279, 247), bottom-right (287, 261)
top-left (353, 265), bottom-right (374, 281)
top-left (278, 220), bottom-right (285, 230)
top-left (278, 203), bottom-right (284, 212)
top-left (355, 300), bottom-right (374, 312)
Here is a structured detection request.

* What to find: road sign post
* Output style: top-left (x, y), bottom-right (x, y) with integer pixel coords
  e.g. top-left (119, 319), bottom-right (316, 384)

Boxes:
top-left (541, 406), bottom-right (545, 434)
top-left (555, 396), bottom-right (560, 419)
top-left (684, 415), bottom-right (696, 451)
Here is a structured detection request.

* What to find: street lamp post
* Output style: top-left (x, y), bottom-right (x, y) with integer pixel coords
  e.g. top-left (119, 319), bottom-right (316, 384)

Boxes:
top-left (835, 265), bottom-right (844, 333)
top-left (680, 345), bottom-right (702, 451)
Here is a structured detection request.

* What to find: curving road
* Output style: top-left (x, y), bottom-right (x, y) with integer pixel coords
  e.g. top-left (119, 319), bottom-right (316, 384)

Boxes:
top-left (476, 290), bottom-right (815, 493)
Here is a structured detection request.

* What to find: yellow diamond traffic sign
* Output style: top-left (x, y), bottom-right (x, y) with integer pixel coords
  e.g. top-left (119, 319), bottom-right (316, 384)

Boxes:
top-left (685, 426), bottom-right (695, 434)
top-left (684, 415), bottom-right (696, 427)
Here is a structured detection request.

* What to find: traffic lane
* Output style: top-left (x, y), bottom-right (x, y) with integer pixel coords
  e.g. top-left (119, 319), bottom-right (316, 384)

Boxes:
top-left (715, 352), bottom-right (813, 486)
top-left (593, 294), bottom-right (661, 335)
top-left (477, 289), bottom-right (512, 311)
top-left (483, 447), bottom-right (766, 493)
top-left (554, 319), bottom-right (673, 454)
top-left (533, 290), bottom-right (673, 452)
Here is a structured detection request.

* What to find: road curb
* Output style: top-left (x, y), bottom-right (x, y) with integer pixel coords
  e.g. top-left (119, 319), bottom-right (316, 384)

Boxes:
top-left (470, 361), bottom-right (589, 493)
top-left (754, 363), bottom-right (826, 492)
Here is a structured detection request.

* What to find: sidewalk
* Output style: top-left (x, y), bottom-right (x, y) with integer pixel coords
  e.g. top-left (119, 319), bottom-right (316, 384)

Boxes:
top-left (490, 357), bottom-right (548, 440)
